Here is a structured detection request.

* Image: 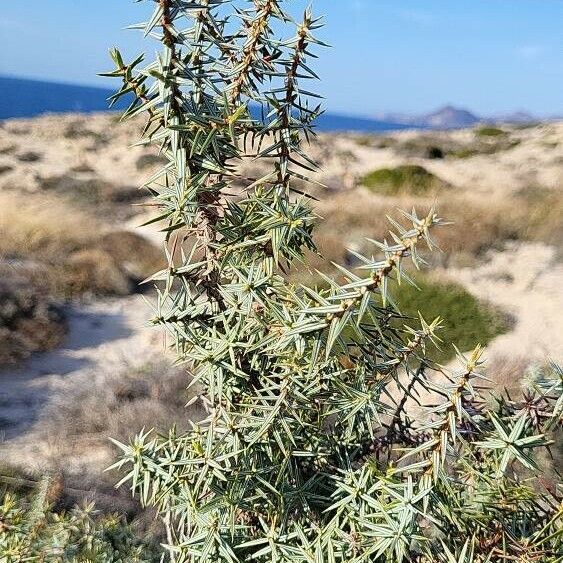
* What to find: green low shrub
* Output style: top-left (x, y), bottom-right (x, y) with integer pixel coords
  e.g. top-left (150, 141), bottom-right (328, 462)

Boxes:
top-left (475, 125), bottom-right (507, 137)
top-left (0, 478), bottom-right (159, 562)
top-left (449, 147), bottom-right (480, 159)
top-left (449, 138), bottom-right (520, 158)
top-left (361, 164), bottom-right (448, 196)
top-left (393, 273), bottom-right (510, 363)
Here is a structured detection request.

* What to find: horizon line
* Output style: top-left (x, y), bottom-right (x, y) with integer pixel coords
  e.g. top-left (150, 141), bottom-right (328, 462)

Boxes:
top-left (0, 72), bottom-right (556, 120)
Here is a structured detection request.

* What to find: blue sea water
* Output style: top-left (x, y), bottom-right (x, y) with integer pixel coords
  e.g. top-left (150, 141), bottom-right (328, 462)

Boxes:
top-left (0, 76), bottom-right (130, 119)
top-left (0, 75), bottom-right (409, 133)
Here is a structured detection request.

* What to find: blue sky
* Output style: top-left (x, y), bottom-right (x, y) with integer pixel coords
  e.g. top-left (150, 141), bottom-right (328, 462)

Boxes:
top-left (1, 1), bottom-right (562, 117)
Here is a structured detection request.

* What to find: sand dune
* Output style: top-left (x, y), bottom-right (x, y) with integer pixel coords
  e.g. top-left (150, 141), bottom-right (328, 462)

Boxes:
top-left (0, 112), bottom-right (561, 475)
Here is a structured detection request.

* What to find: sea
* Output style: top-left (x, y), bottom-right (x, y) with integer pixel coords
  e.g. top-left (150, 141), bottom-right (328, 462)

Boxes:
top-left (0, 75), bottom-right (409, 133)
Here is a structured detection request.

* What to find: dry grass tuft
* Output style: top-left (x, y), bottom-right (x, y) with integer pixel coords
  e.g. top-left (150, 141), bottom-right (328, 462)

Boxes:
top-left (96, 230), bottom-right (165, 283)
top-left (44, 359), bottom-right (203, 453)
top-left (0, 193), bottom-right (165, 297)
top-left (65, 249), bottom-right (133, 296)
top-left (514, 186), bottom-right (563, 249)
top-left (484, 356), bottom-right (532, 395)
top-left (64, 232), bottom-right (165, 297)
top-left (0, 261), bottom-right (67, 366)
top-left (0, 193), bottom-right (96, 262)
top-left (312, 188), bottom-right (562, 269)
top-left (39, 174), bottom-right (143, 210)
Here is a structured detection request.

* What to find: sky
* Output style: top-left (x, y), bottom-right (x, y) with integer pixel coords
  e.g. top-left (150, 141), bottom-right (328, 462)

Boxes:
top-left (1, 1), bottom-right (562, 117)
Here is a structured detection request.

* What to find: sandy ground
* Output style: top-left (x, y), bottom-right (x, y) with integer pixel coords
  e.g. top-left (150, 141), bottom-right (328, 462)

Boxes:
top-left (448, 241), bottom-right (563, 362)
top-left (0, 113), bottom-right (561, 473)
top-left (1, 114), bottom-right (562, 200)
top-left (0, 295), bottom-right (162, 470)
top-left (0, 114), bottom-right (151, 196)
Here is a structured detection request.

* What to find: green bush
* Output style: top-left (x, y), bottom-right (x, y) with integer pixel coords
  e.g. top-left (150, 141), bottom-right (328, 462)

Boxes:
top-left (291, 270), bottom-right (508, 364)
top-left (393, 273), bottom-right (509, 363)
top-left (361, 164), bottom-right (447, 196)
top-left (0, 478), bottom-right (158, 562)
top-left (449, 147), bottom-right (480, 159)
top-left (449, 138), bottom-right (520, 158)
top-left (475, 125), bottom-right (507, 137)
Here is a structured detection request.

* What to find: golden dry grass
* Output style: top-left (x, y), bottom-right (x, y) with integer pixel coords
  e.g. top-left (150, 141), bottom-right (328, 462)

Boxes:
top-left (0, 193), bottom-right (97, 262)
top-left (311, 188), bottom-right (563, 269)
top-left (0, 193), bottom-right (164, 297)
top-left (47, 360), bottom-right (201, 444)
top-left (0, 193), bottom-right (164, 364)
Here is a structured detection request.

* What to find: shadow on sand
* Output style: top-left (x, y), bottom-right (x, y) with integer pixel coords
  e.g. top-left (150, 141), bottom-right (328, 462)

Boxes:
top-left (0, 303), bottom-right (132, 440)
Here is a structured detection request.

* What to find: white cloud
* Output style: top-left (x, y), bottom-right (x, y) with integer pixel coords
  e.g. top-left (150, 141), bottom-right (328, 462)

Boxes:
top-left (398, 8), bottom-right (437, 26)
top-left (517, 45), bottom-right (545, 60)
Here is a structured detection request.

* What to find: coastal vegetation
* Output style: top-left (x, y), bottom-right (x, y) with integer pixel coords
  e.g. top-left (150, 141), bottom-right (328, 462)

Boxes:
top-left (84, 0), bottom-right (563, 560)
top-left (361, 164), bottom-right (448, 195)
top-left (0, 2), bottom-right (561, 559)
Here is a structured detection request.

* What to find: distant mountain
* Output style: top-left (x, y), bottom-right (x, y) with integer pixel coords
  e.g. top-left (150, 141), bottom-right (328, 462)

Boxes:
top-left (491, 111), bottom-right (537, 124)
top-left (314, 113), bottom-right (412, 133)
top-left (376, 105), bottom-right (480, 130)
top-left (376, 105), bottom-right (545, 130)
top-left (0, 75), bottom-right (411, 133)
top-left (421, 106), bottom-right (480, 128)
